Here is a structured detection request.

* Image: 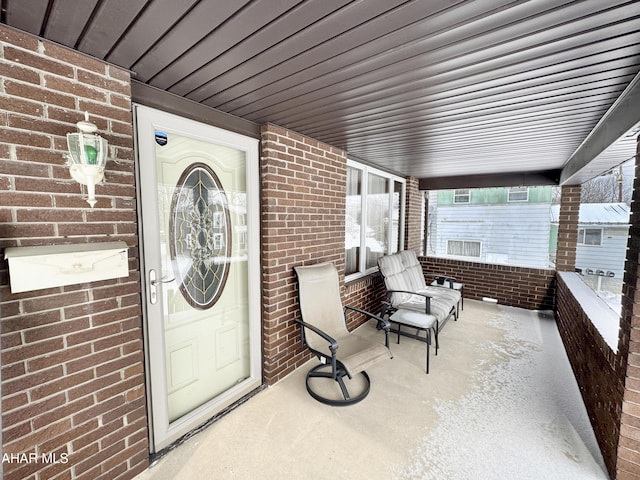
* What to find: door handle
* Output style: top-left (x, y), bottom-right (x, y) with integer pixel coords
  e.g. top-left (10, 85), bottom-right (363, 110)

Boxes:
top-left (150, 276), bottom-right (176, 285)
top-left (148, 269), bottom-right (175, 305)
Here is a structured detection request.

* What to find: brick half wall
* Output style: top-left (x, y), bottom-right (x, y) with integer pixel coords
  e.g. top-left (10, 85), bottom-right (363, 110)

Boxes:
top-left (555, 274), bottom-right (623, 478)
top-left (420, 256), bottom-right (556, 310)
top-left (616, 134), bottom-right (640, 479)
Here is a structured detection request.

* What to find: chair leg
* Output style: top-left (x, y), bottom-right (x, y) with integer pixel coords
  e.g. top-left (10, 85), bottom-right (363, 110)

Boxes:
top-left (305, 363), bottom-right (371, 406)
top-left (425, 328), bottom-right (431, 374)
top-left (337, 376), bottom-right (351, 401)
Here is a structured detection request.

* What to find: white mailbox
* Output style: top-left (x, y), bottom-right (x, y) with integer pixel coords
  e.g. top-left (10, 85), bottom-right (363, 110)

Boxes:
top-left (4, 241), bottom-right (129, 293)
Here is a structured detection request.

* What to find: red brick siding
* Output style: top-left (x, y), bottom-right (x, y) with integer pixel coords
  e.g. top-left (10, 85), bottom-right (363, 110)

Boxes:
top-left (344, 274), bottom-right (387, 328)
top-left (617, 134), bottom-right (640, 480)
top-left (556, 185), bottom-right (581, 271)
top-left (260, 124), bottom-right (387, 384)
top-left (555, 275), bottom-right (623, 478)
top-left (260, 124), bottom-right (348, 384)
top-left (404, 176), bottom-right (422, 252)
top-left (553, 151), bottom-right (640, 479)
top-left (0, 26), bottom-right (148, 480)
top-left (420, 256), bottom-right (556, 310)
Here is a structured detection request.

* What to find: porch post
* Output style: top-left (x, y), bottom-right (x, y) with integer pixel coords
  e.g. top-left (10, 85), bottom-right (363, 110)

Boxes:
top-left (556, 185), bottom-right (581, 271)
top-left (404, 176), bottom-right (422, 252)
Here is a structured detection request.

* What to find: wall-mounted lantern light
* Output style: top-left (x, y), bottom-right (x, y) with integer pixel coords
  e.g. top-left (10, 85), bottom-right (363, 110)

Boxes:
top-left (66, 112), bottom-right (108, 207)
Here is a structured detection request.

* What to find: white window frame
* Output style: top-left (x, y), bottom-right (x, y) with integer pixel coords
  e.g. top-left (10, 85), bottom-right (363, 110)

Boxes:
top-left (578, 228), bottom-right (603, 246)
top-left (507, 186), bottom-right (529, 202)
top-left (453, 189), bottom-right (470, 204)
top-left (346, 159), bottom-right (406, 281)
top-left (446, 239), bottom-right (482, 259)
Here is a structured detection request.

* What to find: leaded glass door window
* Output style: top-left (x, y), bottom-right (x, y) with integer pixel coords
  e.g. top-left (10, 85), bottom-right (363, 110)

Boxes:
top-left (170, 163), bottom-right (231, 309)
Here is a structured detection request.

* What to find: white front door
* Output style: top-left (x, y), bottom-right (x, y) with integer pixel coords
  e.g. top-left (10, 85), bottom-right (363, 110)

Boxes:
top-left (135, 105), bottom-right (262, 451)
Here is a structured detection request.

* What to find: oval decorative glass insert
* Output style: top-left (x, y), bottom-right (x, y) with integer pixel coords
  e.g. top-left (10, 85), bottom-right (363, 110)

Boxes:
top-left (169, 163), bottom-right (231, 309)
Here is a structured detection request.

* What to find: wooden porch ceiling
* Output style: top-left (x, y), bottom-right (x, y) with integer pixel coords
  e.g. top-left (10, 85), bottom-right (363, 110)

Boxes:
top-left (2, 0), bottom-right (639, 187)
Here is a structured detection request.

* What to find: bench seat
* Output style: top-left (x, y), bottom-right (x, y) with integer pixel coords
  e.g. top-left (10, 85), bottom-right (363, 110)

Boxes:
top-left (378, 250), bottom-right (462, 373)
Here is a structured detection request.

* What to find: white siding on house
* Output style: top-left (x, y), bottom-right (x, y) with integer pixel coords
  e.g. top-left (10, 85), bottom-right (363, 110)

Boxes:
top-left (550, 203), bottom-right (631, 279)
top-left (435, 203), bottom-right (552, 268)
top-left (575, 225), bottom-right (629, 278)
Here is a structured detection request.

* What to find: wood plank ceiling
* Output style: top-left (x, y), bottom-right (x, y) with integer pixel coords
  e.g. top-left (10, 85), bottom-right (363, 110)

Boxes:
top-left (2, 0), bottom-right (639, 186)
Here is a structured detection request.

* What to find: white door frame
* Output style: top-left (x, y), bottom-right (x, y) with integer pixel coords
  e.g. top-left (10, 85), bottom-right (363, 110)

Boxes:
top-left (134, 105), bottom-right (262, 452)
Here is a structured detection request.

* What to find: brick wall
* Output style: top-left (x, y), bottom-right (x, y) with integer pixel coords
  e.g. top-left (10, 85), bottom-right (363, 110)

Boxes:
top-left (556, 185), bottom-right (580, 271)
top-left (0, 26), bottom-right (148, 480)
top-left (344, 274), bottom-right (387, 326)
top-left (260, 124), bottom-right (389, 384)
top-left (404, 176), bottom-right (422, 252)
top-left (420, 256), bottom-right (556, 310)
top-left (555, 274), bottom-right (623, 478)
top-left (552, 180), bottom-right (637, 478)
top-left (260, 124), bottom-right (347, 384)
top-left (554, 148), bottom-right (640, 479)
top-left (617, 134), bottom-right (640, 479)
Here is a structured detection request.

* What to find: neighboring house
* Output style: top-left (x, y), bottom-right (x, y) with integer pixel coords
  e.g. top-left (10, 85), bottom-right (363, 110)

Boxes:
top-left (550, 203), bottom-right (630, 279)
top-left (428, 186), bottom-right (555, 269)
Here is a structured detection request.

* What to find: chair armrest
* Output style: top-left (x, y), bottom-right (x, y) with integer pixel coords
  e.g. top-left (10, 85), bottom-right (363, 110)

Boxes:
top-left (385, 289), bottom-right (432, 314)
top-left (344, 305), bottom-right (391, 331)
top-left (293, 318), bottom-right (338, 352)
top-left (386, 289), bottom-right (433, 298)
top-left (344, 305), bottom-right (392, 349)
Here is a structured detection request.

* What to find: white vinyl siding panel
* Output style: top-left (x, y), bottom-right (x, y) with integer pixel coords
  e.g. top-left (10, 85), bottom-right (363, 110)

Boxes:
top-left (575, 225), bottom-right (629, 278)
top-left (434, 203), bottom-right (552, 268)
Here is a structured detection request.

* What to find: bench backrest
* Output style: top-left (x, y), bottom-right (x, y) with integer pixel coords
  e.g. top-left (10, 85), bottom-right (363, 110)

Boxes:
top-left (378, 250), bottom-right (426, 305)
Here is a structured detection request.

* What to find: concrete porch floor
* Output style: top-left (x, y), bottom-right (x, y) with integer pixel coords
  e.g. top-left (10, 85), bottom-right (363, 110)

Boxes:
top-left (134, 299), bottom-right (609, 480)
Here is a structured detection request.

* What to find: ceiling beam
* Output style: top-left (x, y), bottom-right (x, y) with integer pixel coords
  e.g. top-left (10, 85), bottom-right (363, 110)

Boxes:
top-left (419, 170), bottom-right (561, 190)
top-left (560, 71), bottom-right (640, 185)
top-left (131, 81), bottom-right (261, 139)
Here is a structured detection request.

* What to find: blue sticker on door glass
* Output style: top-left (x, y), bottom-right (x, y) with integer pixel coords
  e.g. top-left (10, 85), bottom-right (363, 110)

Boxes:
top-left (155, 131), bottom-right (168, 146)
top-left (169, 163), bottom-right (231, 309)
